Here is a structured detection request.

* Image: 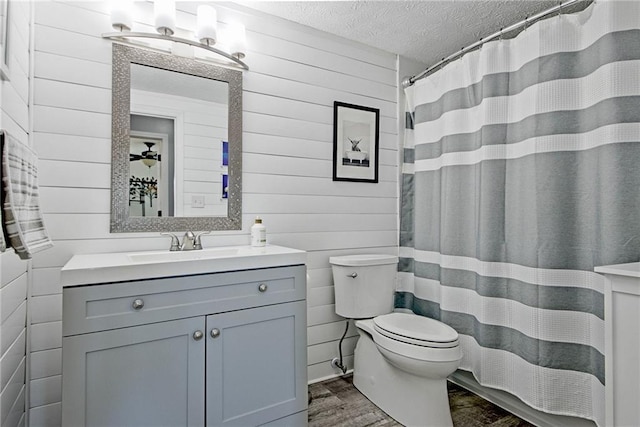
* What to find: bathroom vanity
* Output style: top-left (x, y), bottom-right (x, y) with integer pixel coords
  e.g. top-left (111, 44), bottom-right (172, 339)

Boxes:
top-left (595, 262), bottom-right (640, 427)
top-left (61, 245), bottom-right (308, 427)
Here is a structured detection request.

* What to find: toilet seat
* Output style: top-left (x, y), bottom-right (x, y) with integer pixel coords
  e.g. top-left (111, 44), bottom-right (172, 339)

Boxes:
top-left (356, 318), bottom-right (462, 363)
top-left (373, 313), bottom-right (459, 348)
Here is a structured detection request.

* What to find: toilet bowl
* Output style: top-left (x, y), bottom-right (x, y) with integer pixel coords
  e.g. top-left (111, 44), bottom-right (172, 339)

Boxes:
top-left (329, 255), bottom-right (462, 427)
top-left (369, 312), bottom-right (461, 376)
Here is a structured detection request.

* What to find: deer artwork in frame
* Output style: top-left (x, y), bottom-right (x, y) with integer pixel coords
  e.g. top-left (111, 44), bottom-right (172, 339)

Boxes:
top-left (332, 101), bottom-right (380, 183)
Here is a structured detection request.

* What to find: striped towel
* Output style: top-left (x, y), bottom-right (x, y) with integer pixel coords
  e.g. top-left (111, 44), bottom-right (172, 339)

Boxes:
top-left (1, 131), bottom-right (53, 259)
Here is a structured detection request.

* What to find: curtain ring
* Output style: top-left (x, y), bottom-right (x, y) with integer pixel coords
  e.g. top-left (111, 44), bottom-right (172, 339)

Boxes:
top-left (499, 28), bottom-right (503, 41)
top-left (524, 16), bottom-right (528, 31)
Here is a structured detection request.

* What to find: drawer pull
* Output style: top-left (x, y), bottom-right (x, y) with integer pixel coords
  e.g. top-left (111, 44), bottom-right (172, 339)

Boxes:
top-left (132, 299), bottom-right (144, 310)
top-left (258, 283), bottom-right (268, 293)
top-left (210, 328), bottom-right (221, 338)
top-left (193, 330), bottom-right (204, 341)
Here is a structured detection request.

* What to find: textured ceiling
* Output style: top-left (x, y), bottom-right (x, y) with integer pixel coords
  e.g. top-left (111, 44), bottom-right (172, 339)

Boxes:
top-left (238, 1), bottom-right (558, 66)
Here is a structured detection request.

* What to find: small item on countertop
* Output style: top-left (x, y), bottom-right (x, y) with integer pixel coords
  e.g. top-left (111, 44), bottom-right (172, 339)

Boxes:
top-left (251, 216), bottom-right (267, 247)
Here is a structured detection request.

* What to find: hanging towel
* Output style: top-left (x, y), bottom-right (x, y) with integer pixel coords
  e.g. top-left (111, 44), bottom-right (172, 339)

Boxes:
top-left (1, 131), bottom-right (53, 259)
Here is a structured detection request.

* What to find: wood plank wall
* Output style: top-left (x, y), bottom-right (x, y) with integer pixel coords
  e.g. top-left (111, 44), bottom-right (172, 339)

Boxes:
top-left (0, 1), bottom-right (31, 426)
top-left (28, 1), bottom-right (398, 424)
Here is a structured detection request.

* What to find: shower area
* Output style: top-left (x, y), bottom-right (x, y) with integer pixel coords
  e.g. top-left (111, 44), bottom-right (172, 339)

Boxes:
top-left (397, 1), bottom-right (640, 425)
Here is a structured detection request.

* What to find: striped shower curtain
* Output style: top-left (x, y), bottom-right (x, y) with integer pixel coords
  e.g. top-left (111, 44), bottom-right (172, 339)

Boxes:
top-left (398, 2), bottom-right (640, 425)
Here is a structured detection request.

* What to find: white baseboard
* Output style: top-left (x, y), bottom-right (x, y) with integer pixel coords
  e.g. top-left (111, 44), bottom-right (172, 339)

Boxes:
top-left (449, 371), bottom-right (597, 427)
top-left (308, 369), bottom-right (354, 385)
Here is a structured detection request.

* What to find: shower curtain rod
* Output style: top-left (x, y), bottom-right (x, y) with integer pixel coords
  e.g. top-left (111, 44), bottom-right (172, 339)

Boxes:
top-left (402, 0), bottom-right (590, 88)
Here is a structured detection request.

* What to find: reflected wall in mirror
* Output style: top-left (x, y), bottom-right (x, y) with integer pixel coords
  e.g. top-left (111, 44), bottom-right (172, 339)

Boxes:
top-left (111, 43), bottom-right (242, 232)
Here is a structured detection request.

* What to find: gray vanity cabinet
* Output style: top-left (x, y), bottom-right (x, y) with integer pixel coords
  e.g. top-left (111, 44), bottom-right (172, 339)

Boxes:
top-left (62, 317), bottom-right (206, 426)
top-left (61, 265), bottom-right (307, 427)
top-left (206, 301), bottom-right (307, 426)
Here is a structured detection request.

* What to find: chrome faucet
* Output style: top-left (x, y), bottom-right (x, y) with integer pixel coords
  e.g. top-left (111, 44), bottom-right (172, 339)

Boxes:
top-left (161, 231), bottom-right (210, 251)
top-left (181, 231), bottom-right (196, 251)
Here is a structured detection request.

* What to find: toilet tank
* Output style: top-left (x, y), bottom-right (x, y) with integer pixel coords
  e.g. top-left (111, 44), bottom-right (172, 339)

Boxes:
top-left (329, 254), bottom-right (398, 319)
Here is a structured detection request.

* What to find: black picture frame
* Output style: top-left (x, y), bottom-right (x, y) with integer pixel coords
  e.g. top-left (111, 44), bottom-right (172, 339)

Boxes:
top-left (0, 0), bottom-right (10, 81)
top-left (332, 101), bottom-right (380, 183)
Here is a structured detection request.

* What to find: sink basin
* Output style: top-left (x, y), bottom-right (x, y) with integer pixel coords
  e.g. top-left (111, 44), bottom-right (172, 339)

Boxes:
top-left (61, 245), bottom-right (307, 287)
top-left (128, 247), bottom-right (242, 263)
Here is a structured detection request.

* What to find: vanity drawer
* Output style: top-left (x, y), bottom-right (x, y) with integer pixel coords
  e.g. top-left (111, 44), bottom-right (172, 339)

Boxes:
top-left (63, 265), bottom-right (306, 336)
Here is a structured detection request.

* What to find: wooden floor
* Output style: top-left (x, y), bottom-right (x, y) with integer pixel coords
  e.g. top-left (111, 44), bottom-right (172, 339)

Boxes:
top-left (308, 375), bottom-right (534, 427)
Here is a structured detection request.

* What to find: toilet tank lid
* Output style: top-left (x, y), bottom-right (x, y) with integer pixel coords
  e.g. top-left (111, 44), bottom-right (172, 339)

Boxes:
top-left (329, 254), bottom-right (398, 266)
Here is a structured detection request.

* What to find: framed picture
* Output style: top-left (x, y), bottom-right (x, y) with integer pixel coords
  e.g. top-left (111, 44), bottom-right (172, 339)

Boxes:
top-left (0, 0), bottom-right (9, 81)
top-left (221, 174), bottom-right (228, 199)
top-left (333, 101), bottom-right (379, 183)
top-left (221, 141), bottom-right (228, 166)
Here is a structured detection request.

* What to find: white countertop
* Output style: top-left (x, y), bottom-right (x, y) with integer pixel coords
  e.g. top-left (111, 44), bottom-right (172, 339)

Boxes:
top-left (594, 262), bottom-right (640, 278)
top-left (61, 245), bottom-right (307, 287)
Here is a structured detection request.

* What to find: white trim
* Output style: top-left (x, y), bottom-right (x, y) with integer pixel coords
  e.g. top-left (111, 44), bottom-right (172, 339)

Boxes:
top-left (603, 274), bottom-right (614, 426)
top-left (307, 369), bottom-right (354, 385)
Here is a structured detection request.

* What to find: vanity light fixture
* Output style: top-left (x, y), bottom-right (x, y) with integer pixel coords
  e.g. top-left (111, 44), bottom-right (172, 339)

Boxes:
top-left (103, 0), bottom-right (248, 70)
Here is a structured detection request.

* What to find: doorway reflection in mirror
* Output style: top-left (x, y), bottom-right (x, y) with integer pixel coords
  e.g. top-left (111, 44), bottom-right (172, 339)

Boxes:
top-left (130, 116), bottom-right (173, 217)
top-left (130, 63), bottom-right (228, 218)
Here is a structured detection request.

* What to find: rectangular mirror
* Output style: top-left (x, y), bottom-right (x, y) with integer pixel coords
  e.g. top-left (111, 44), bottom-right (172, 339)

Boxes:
top-left (111, 44), bottom-right (242, 232)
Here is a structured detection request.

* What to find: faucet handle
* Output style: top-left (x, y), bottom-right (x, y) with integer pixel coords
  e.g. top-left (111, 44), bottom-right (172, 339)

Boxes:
top-left (161, 233), bottom-right (181, 251)
top-left (194, 231), bottom-right (210, 250)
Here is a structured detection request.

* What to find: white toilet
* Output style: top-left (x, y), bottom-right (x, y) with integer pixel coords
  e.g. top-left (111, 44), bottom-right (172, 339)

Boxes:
top-left (329, 254), bottom-right (462, 427)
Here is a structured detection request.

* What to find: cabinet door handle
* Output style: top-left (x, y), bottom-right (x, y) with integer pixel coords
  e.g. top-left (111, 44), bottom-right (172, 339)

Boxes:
top-left (258, 283), bottom-right (268, 292)
top-left (132, 299), bottom-right (144, 310)
top-left (193, 330), bottom-right (204, 341)
top-left (210, 328), bottom-right (221, 338)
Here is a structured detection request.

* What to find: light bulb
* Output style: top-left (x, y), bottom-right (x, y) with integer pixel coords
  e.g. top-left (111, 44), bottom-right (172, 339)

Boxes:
top-left (228, 23), bottom-right (246, 59)
top-left (110, 0), bottom-right (133, 31)
top-left (196, 5), bottom-right (217, 45)
top-left (154, 0), bottom-right (176, 36)
top-left (141, 157), bottom-right (157, 168)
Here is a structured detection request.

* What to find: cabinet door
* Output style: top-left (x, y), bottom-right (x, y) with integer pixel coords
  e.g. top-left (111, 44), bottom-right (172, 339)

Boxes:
top-left (62, 317), bottom-right (205, 427)
top-left (206, 301), bottom-right (307, 426)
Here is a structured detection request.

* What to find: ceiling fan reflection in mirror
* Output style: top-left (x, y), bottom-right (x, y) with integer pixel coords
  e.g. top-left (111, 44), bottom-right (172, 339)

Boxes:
top-left (130, 141), bottom-right (161, 168)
